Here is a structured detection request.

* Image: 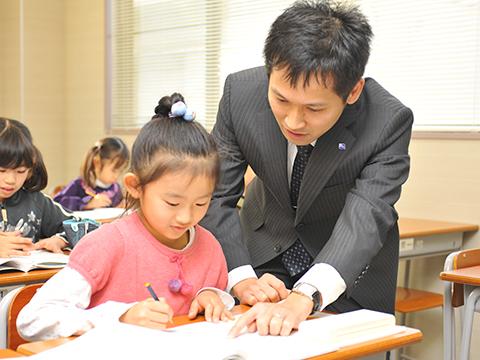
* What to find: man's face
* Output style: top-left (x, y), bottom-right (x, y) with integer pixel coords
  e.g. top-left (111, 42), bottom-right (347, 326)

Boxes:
top-left (268, 67), bottom-right (362, 145)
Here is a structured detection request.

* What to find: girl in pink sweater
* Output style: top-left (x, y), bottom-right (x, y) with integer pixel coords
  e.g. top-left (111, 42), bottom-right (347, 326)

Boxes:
top-left (18, 93), bottom-right (234, 341)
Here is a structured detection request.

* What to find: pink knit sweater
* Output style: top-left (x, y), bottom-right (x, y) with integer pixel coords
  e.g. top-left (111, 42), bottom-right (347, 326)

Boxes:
top-left (68, 212), bottom-right (228, 315)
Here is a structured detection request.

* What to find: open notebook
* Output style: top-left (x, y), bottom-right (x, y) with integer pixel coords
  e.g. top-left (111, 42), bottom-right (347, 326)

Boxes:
top-left (0, 250), bottom-right (68, 272)
top-left (25, 309), bottom-right (403, 360)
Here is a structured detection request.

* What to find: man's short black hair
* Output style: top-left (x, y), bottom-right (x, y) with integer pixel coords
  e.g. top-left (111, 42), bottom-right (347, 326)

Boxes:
top-left (264, 0), bottom-right (373, 100)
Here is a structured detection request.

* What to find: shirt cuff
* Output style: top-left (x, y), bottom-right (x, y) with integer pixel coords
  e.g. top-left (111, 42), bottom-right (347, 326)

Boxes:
top-left (295, 263), bottom-right (346, 311)
top-left (227, 265), bottom-right (258, 293)
top-left (196, 288), bottom-right (235, 310)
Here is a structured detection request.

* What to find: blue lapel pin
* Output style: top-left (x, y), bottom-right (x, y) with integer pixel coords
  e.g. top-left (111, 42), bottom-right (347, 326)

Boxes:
top-left (338, 143), bottom-right (346, 151)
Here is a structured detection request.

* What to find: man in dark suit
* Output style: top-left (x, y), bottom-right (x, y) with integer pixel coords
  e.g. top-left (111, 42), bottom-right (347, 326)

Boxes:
top-left (201, 0), bottom-right (413, 338)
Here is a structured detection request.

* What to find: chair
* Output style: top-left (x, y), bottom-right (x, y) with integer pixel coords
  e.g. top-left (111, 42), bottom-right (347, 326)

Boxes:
top-left (392, 287), bottom-right (443, 360)
top-left (51, 184), bottom-right (65, 198)
top-left (0, 283), bottom-right (43, 350)
top-left (0, 286), bottom-right (22, 348)
top-left (442, 248), bottom-right (480, 360)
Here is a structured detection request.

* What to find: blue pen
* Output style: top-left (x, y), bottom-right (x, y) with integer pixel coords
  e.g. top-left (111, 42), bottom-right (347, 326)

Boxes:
top-left (144, 282), bottom-right (160, 301)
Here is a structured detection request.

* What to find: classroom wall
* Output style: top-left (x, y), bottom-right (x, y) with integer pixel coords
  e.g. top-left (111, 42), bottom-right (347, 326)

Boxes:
top-left (63, 0), bottom-right (136, 186)
top-left (2, 1), bottom-right (480, 359)
top-left (23, 0), bottom-right (66, 191)
top-left (0, 0), bottom-right (21, 120)
top-left (0, 0), bottom-right (66, 192)
top-left (63, 0), bottom-right (108, 181)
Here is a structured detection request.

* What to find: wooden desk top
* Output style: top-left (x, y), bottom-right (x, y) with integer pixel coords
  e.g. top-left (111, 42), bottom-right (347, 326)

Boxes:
top-left (311, 327), bottom-right (422, 360)
top-left (17, 305), bottom-right (422, 359)
top-left (0, 349), bottom-right (23, 358)
top-left (0, 268), bottom-right (60, 287)
top-left (440, 265), bottom-right (480, 286)
top-left (398, 218), bottom-right (478, 239)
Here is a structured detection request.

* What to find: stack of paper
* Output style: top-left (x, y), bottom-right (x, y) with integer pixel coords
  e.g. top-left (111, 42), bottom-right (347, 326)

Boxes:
top-left (23, 309), bottom-right (402, 360)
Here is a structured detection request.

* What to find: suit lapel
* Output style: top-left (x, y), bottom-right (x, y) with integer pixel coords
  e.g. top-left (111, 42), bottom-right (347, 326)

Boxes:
top-left (255, 109), bottom-right (291, 211)
top-left (295, 105), bottom-right (358, 223)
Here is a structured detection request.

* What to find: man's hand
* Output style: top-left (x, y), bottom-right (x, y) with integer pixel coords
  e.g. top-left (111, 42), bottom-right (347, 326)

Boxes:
top-left (232, 273), bottom-right (289, 305)
top-left (228, 291), bottom-right (313, 337)
top-left (228, 293), bottom-right (313, 337)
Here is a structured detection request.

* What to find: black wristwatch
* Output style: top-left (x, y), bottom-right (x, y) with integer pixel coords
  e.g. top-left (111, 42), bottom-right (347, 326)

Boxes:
top-left (292, 282), bottom-right (322, 314)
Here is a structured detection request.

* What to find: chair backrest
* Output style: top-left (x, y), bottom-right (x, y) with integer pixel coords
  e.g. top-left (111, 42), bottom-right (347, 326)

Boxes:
top-left (447, 248), bottom-right (480, 307)
top-left (51, 184), bottom-right (65, 198)
top-left (0, 286), bottom-right (24, 348)
top-left (7, 283), bottom-right (43, 350)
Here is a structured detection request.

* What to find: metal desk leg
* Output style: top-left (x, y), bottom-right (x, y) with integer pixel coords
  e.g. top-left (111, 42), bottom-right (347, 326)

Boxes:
top-left (459, 286), bottom-right (480, 360)
top-left (443, 280), bottom-right (455, 360)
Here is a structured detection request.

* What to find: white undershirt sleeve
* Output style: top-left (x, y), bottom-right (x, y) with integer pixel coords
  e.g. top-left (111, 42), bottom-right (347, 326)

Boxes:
top-left (17, 266), bottom-right (134, 341)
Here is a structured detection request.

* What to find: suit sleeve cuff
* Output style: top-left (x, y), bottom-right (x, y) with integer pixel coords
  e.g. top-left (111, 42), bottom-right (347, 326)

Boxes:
top-left (296, 263), bottom-right (346, 311)
top-left (227, 265), bottom-right (258, 294)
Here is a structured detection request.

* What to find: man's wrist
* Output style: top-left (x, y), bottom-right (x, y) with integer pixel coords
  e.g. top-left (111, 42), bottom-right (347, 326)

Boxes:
top-left (291, 282), bottom-right (322, 314)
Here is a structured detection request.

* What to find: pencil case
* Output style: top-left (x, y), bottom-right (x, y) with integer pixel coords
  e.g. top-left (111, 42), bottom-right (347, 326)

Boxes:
top-left (63, 218), bottom-right (101, 247)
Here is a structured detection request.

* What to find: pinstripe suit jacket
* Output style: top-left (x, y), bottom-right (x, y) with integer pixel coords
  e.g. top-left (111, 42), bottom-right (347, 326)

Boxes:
top-left (201, 66), bottom-right (413, 313)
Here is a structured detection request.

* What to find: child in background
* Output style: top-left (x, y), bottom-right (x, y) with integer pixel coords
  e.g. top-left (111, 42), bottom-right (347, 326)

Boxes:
top-left (54, 137), bottom-right (129, 211)
top-left (0, 118), bottom-right (74, 256)
top-left (18, 93), bottom-right (234, 341)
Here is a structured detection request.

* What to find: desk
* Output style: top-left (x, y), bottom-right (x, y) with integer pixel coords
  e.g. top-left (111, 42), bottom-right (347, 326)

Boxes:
top-left (440, 264), bottom-right (480, 360)
top-left (397, 218), bottom-right (478, 290)
top-left (440, 265), bottom-right (480, 286)
top-left (0, 269), bottom-right (60, 299)
top-left (398, 218), bottom-right (478, 260)
top-left (0, 349), bottom-right (23, 358)
top-left (73, 208), bottom-right (125, 224)
top-left (17, 306), bottom-right (422, 359)
top-left (0, 269), bottom-right (60, 288)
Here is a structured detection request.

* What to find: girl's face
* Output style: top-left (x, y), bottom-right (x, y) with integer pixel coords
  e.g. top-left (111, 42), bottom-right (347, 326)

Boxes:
top-left (0, 166), bottom-right (30, 202)
top-left (132, 171), bottom-right (215, 249)
top-left (95, 159), bottom-right (124, 186)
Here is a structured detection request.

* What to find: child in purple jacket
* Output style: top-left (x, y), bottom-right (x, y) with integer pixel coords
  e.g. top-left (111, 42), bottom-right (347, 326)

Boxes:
top-left (54, 137), bottom-right (129, 211)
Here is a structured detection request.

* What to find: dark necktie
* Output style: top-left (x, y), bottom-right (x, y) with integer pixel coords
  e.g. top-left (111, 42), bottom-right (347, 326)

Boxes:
top-left (281, 145), bottom-right (314, 277)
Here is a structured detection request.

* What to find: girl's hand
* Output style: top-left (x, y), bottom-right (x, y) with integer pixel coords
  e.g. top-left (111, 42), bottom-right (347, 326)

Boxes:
top-left (120, 298), bottom-right (174, 330)
top-left (188, 290), bottom-right (234, 323)
top-left (0, 231), bottom-right (34, 257)
top-left (33, 236), bottom-right (67, 253)
top-left (85, 194), bottom-right (112, 209)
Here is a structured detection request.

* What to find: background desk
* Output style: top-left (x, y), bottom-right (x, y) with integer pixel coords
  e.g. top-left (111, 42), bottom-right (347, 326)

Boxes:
top-left (398, 218), bottom-right (478, 288)
top-left (398, 218), bottom-right (478, 260)
top-left (0, 269), bottom-right (61, 299)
